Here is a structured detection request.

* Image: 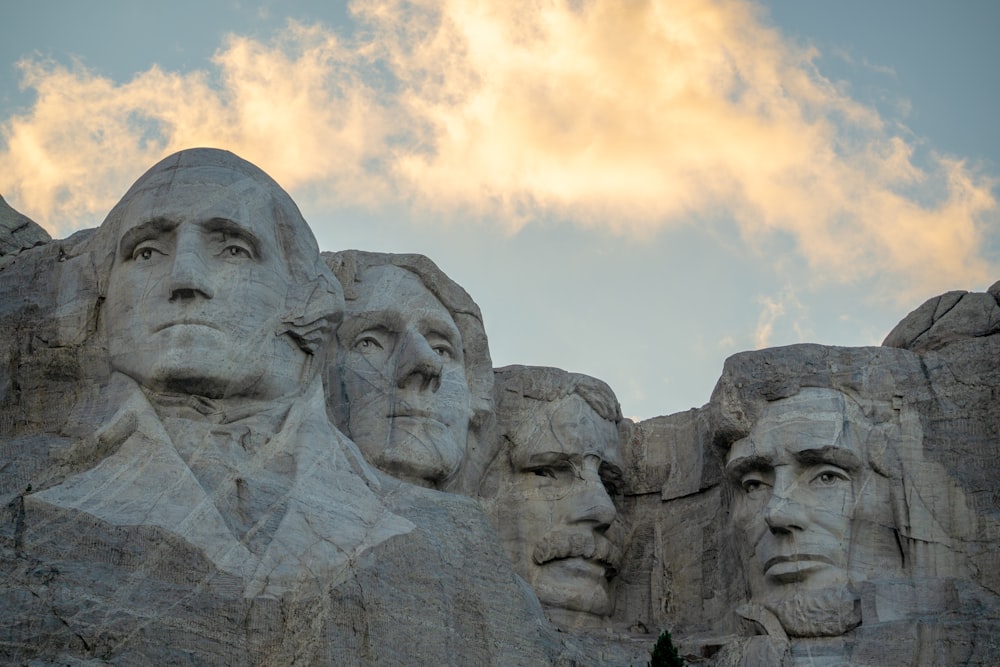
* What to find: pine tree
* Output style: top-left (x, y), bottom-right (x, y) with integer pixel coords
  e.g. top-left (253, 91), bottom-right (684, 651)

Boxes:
top-left (648, 628), bottom-right (684, 667)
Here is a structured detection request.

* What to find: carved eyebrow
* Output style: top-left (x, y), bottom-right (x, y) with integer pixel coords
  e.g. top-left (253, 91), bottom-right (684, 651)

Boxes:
top-left (725, 454), bottom-right (773, 480)
top-left (519, 450), bottom-right (577, 471)
top-left (200, 217), bottom-right (262, 258)
top-left (339, 310), bottom-right (406, 339)
top-left (118, 217), bottom-right (178, 258)
top-left (421, 316), bottom-right (463, 351)
top-left (795, 446), bottom-right (862, 472)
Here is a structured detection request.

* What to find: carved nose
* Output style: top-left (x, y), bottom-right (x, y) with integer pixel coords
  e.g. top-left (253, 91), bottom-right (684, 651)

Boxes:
top-left (395, 331), bottom-right (443, 392)
top-left (168, 248), bottom-right (213, 301)
top-left (571, 463), bottom-right (618, 530)
top-left (764, 490), bottom-right (807, 534)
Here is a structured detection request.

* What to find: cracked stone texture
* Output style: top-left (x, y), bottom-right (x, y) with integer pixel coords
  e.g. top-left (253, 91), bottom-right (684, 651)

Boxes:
top-left (0, 277), bottom-right (640, 664)
top-left (323, 249), bottom-right (496, 495)
top-left (613, 342), bottom-right (1000, 665)
top-left (481, 365), bottom-right (628, 628)
top-left (883, 287), bottom-right (1000, 353)
top-left (3, 149), bottom-right (999, 666)
top-left (0, 150), bottom-right (586, 666)
top-left (0, 195), bottom-right (50, 267)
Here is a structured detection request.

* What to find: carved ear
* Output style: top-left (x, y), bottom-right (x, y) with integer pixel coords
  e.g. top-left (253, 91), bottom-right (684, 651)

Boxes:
top-left (281, 275), bottom-right (344, 356)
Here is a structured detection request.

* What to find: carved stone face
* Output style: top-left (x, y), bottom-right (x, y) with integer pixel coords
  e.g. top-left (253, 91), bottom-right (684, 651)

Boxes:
top-left (337, 264), bottom-right (472, 486)
top-left (103, 168), bottom-right (307, 400)
top-left (492, 394), bottom-right (623, 617)
top-left (725, 388), bottom-right (900, 634)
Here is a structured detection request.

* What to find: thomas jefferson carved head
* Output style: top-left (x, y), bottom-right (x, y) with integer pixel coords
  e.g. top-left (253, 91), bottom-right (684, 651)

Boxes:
top-left (480, 366), bottom-right (625, 623)
top-left (325, 250), bottom-right (493, 488)
top-left (94, 148), bottom-right (343, 401)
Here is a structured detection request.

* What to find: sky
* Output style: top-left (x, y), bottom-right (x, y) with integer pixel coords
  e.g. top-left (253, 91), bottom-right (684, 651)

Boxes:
top-left (2, 0), bottom-right (998, 419)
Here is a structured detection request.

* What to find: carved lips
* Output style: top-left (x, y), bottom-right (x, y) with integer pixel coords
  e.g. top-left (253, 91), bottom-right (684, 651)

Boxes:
top-left (763, 553), bottom-right (836, 582)
top-left (388, 405), bottom-right (451, 426)
top-left (152, 319), bottom-right (222, 333)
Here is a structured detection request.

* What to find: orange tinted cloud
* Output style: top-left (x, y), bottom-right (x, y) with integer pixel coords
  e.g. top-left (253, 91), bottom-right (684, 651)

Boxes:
top-left (0, 0), bottom-right (995, 294)
top-left (1, 22), bottom-right (393, 231)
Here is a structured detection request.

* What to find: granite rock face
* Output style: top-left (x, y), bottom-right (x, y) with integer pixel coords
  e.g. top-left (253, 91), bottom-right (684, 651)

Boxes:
top-left (483, 365), bottom-right (627, 629)
top-left (0, 150), bottom-right (562, 666)
top-left (323, 249), bottom-right (495, 493)
top-left (2, 149), bottom-right (998, 666)
top-left (0, 194), bottom-right (50, 266)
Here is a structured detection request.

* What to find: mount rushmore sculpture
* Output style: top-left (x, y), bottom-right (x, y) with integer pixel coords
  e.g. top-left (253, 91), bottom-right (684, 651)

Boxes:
top-left (1, 149), bottom-right (998, 665)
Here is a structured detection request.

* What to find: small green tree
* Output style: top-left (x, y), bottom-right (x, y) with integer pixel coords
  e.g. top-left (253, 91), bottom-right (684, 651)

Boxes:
top-left (648, 628), bottom-right (684, 667)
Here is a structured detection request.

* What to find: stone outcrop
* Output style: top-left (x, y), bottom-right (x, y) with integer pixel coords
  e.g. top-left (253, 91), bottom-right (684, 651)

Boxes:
top-left (0, 194), bottom-right (50, 267)
top-left (1, 150), bottom-right (998, 665)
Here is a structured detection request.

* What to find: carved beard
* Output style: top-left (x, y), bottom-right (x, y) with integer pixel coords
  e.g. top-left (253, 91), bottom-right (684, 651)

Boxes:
top-left (766, 586), bottom-right (862, 638)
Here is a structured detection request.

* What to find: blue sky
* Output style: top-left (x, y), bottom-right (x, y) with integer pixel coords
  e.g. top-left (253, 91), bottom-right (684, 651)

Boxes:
top-left (2, 1), bottom-right (998, 419)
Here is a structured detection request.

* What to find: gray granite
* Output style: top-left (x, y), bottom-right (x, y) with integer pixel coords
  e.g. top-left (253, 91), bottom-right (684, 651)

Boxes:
top-left (3, 148), bottom-right (998, 665)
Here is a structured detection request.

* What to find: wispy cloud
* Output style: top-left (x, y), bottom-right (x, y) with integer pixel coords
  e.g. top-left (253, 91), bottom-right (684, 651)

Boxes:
top-left (754, 292), bottom-right (784, 349)
top-left (1, 0), bottom-right (996, 297)
top-left (831, 46), bottom-right (898, 77)
top-left (753, 288), bottom-right (808, 349)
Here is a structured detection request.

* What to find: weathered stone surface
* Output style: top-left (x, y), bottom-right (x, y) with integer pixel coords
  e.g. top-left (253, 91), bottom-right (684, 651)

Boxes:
top-left (3, 148), bottom-right (998, 665)
top-left (883, 289), bottom-right (1000, 352)
top-left (323, 249), bottom-right (495, 493)
top-left (700, 343), bottom-right (1000, 664)
top-left (482, 365), bottom-right (627, 630)
top-left (612, 405), bottom-right (736, 647)
top-left (0, 194), bottom-right (50, 266)
top-left (0, 149), bottom-right (569, 666)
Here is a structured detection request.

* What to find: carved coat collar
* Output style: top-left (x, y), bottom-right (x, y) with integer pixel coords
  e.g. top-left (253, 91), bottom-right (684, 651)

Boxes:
top-left (26, 372), bottom-right (414, 598)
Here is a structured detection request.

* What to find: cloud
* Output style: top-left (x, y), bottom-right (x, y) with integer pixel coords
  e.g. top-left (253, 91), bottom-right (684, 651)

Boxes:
top-left (1, 22), bottom-right (394, 234)
top-left (753, 288), bottom-right (807, 349)
top-left (0, 0), bottom-right (996, 296)
top-left (753, 293), bottom-right (785, 349)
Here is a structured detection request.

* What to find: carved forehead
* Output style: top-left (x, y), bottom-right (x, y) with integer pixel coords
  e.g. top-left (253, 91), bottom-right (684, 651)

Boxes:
top-left (95, 149), bottom-right (330, 283)
top-left (115, 171), bottom-right (281, 248)
top-left (122, 164), bottom-right (270, 208)
top-left (350, 266), bottom-right (453, 318)
top-left (511, 394), bottom-right (622, 468)
top-left (726, 388), bottom-right (865, 467)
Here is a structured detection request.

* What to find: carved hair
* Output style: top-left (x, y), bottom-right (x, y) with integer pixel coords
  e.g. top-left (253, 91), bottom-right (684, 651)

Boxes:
top-left (493, 364), bottom-right (623, 429)
top-left (85, 148), bottom-right (344, 358)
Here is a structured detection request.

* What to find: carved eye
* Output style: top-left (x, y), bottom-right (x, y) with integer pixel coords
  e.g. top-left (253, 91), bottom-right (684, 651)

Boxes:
top-left (425, 333), bottom-right (457, 360)
top-left (740, 475), bottom-right (770, 495)
top-left (531, 462), bottom-right (577, 483)
top-left (133, 245), bottom-right (164, 261)
top-left (432, 343), bottom-right (454, 359)
top-left (355, 335), bottom-right (384, 352)
top-left (222, 245), bottom-right (252, 259)
top-left (812, 469), bottom-right (849, 486)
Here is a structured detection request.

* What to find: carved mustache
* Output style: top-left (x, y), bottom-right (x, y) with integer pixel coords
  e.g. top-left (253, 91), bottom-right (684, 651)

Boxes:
top-left (532, 530), bottom-right (623, 576)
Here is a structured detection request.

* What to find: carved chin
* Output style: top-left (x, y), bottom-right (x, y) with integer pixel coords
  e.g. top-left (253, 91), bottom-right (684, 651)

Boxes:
top-left (375, 427), bottom-right (464, 484)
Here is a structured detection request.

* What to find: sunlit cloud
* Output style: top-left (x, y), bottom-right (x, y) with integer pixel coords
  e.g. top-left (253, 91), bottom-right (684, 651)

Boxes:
top-left (0, 0), bottom-right (996, 296)
top-left (1, 22), bottom-right (393, 233)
